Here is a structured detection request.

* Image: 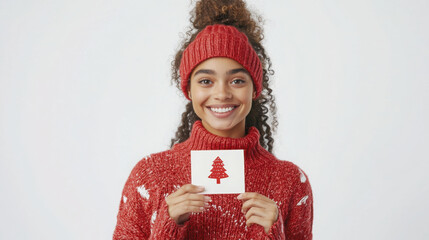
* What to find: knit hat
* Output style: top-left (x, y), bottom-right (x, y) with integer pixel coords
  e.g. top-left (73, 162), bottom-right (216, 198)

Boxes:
top-left (180, 24), bottom-right (263, 100)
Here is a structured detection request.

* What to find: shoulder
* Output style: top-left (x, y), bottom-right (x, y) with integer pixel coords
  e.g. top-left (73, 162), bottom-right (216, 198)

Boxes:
top-left (260, 150), bottom-right (308, 180)
top-left (269, 160), bottom-right (313, 211)
top-left (278, 160), bottom-right (313, 205)
top-left (133, 149), bottom-right (177, 168)
top-left (265, 157), bottom-right (312, 193)
top-left (275, 160), bottom-right (310, 184)
top-left (122, 148), bottom-right (186, 198)
top-left (130, 148), bottom-right (184, 181)
top-left (253, 148), bottom-right (311, 186)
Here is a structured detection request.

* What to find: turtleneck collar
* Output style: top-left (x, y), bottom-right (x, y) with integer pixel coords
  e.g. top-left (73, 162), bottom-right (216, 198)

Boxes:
top-left (172, 120), bottom-right (274, 166)
top-left (177, 120), bottom-right (261, 151)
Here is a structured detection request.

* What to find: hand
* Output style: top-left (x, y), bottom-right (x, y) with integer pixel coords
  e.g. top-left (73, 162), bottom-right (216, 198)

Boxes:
top-left (237, 192), bottom-right (278, 234)
top-left (165, 184), bottom-right (211, 225)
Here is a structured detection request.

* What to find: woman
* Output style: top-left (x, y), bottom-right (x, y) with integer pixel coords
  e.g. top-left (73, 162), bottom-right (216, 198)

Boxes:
top-left (113, 0), bottom-right (313, 239)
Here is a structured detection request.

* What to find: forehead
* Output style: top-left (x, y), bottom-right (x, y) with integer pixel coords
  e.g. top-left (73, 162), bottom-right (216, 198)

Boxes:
top-left (192, 57), bottom-right (244, 72)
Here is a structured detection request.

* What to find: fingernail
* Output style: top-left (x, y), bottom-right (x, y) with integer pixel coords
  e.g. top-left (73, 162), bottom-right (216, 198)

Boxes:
top-left (237, 194), bottom-right (243, 199)
top-left (204, 196), bottom-right (212, 202)
top-left (197, 186), bottom-right (204, 191)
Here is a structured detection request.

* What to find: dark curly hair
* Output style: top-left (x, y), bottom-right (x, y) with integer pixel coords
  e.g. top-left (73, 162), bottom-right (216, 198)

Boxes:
top-left (170, 0), bottom-right (278, 153)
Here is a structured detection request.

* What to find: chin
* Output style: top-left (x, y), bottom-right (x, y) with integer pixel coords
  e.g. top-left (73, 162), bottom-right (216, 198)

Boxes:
top-left (210, 123), bottom-right (235, 131)
top-left (204, 119), bottom-right (243, 134)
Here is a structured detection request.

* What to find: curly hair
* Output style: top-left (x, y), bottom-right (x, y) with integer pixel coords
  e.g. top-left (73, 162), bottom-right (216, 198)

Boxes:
top-left (170, 0), bottom-right (278, 153)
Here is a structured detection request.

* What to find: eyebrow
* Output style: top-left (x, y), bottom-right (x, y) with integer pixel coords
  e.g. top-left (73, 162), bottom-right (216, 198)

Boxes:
top-left (193, 68), bottom-right (250, 77)
top-left (193, 69), bottom-right (215, 76)
top-left (227, 68), bottom-right (250, 76)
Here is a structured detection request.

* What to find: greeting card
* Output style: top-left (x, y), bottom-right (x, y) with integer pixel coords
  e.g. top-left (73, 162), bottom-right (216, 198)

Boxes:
top-left (191, 149), bottom-right (245, 194)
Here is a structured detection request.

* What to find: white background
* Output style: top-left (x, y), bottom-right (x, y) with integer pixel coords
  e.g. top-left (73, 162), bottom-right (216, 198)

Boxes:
top-left (1, 0), bottom-right (428, 239)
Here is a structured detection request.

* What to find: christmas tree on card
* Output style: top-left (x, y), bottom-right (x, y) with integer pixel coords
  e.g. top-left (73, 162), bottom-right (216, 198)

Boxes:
top-left (208, 156), bottom-right (229, 184)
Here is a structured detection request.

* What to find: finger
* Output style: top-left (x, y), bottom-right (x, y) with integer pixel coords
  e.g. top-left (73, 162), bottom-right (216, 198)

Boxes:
top-left (246, 215), bottom-right (271, 232)
top-left (237, 192), bottom-right (272, 202)
top-left (241, 198), bottom-right (271, 214)
top-left (175, 184), bottom-right (205, 196)
top-left (244, 206), bottom-right (268, 219)
top-left (167, 184), bottom-right (204, 201)
top-left (245, 206), bottom-right (277, 223)
top-left (168, 193), bottom-right (211, 206)
top-left (169, 200), bottom-right (208, 218)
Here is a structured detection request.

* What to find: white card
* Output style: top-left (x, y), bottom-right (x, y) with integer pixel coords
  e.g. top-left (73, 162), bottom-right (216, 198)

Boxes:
top-left (191, 149), bottom-right (245, 194)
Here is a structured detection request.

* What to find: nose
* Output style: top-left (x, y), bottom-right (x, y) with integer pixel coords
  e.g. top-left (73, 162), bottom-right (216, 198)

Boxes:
top-left (213, 81), bottom-right (232, 100)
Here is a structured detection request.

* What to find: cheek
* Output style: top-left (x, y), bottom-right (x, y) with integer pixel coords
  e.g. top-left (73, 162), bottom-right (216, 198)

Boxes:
top-left (190, 90), bottom-right (210, 115)
top-left (190, 88), bottom-right (209, 103)
top-left (239, 89), bottom-right (254, 104)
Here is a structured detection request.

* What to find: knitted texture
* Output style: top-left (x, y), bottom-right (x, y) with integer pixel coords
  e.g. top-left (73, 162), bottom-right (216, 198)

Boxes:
top-left (113, 121), bottom-right (313, 239)
top-left (180, 24), bottom-right (263, 100)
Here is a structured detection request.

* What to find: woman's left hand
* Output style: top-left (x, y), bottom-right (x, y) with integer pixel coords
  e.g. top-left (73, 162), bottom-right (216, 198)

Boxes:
top-left (237, 192), bottom-right (279, 234)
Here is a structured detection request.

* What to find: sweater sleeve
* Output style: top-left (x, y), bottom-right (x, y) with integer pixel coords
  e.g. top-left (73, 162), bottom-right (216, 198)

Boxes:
top-left (113, 160), bottom-right (150, 239)
top-left (284, 167), bottom-right (314, 240)
top-left (149, 198), bottom-right (190, 239)
top-left (113, 159), bottom-right (189, 239)
top-left (259, 165), bottom-right (313, 240)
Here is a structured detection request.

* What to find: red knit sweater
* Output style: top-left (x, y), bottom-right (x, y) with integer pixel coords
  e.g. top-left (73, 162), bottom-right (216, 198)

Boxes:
top-left (113, 121), bottom-right (313, 239)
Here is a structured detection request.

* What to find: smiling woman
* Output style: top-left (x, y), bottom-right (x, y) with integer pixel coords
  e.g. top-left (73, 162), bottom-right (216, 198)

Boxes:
top-left (113, 0), bottom-right (313, 239)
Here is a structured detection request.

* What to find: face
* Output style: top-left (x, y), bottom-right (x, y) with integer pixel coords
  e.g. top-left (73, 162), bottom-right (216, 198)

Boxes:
top-left (188, 57), bottom-right (256, 138)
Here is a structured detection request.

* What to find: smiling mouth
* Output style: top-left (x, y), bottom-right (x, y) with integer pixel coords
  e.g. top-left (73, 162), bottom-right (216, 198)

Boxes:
top-left (208, 106), bottom-right (238, 113)
top-left (210, 107), bottom-right (235, 113)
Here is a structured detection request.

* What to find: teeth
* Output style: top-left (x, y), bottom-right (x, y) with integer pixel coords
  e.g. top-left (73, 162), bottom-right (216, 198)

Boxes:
top-left (210, 107), bottom-right (235, 113)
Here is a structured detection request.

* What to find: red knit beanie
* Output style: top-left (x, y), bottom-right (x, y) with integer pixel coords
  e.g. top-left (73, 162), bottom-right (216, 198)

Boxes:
top-left (180, 24), bottom-right (263, 100)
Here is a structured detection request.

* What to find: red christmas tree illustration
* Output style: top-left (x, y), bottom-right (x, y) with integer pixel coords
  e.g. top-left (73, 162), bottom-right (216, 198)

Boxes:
top-left (208, 156), bottom-right (229, 184)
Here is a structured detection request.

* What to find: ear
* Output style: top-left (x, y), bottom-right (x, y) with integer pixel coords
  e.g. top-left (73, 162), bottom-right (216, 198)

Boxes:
top-left (252, 90), bottom-right (256, 99)
top-left (188, 90), bottom-right (192, 99)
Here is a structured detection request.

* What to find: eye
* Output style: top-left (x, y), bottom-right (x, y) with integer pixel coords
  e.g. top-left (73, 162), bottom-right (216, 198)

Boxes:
top-left (198, 79), bottom-right (212, 85)
top-left (231, 79), bottom-right (246, 85)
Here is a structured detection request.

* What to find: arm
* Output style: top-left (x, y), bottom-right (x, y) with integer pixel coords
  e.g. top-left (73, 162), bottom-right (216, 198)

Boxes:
top-left (284, 167), bottom-right (314, 240)
top-left (150, 184), bottom-right (210, 239)
top-left (113, 161), bottom-right (151, 239)
top-left (238, 165), bottom-right (313, 239)
top-left (113, 159), bottom-right (191, 239)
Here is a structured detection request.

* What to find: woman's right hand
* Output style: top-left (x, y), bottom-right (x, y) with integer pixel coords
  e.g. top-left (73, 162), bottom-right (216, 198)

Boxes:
top-left (165, 184), bottom-right (211, 225)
